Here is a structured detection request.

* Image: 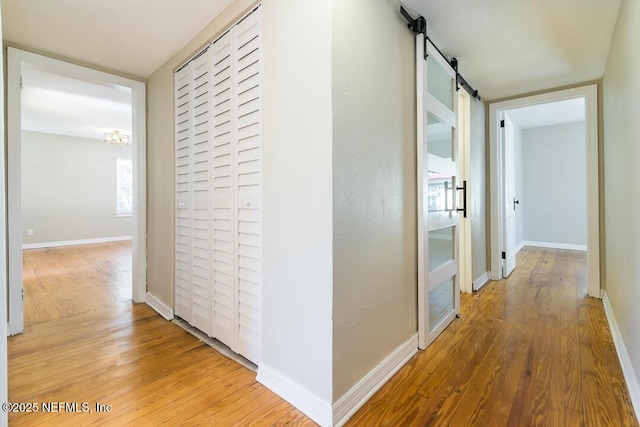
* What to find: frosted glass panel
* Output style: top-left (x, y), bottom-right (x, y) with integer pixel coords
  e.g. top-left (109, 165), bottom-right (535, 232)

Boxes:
top-left (429, 227), bottom-right (454, 271)
top-left (427, 57), bottom-right (454, 110)
top-left (427, 174), bottom-right (454, 213)
top-left (429, 278), bottom-right (455, 331)
top-left (427, 113), bottom-right (453, 160)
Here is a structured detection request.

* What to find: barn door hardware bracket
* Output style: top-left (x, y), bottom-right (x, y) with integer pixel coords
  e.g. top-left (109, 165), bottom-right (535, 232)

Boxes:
top-left (400, 6), bottom-right (426, 35)
top-left (400, 6), bottom-right (427, 60)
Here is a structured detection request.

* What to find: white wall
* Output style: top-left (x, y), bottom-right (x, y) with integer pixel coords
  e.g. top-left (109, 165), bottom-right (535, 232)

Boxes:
top-left (0, 3), bottom-right (9, 424)
top-left (21, 131), bottom-right (132, 245)
top-left (259, 0), bottom-right (334, 415)
top-left (603, 0), bottom-right (640, 415)
top-left (331, 0), bottom-right (416, 402)
top-left (521, 122), bottom-right (587, 246)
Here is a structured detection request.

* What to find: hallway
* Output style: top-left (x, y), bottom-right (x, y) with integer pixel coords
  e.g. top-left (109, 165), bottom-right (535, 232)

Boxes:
top-left (348, 247), bottom-right (637, 426)
top-left (7, 247), bottom-right (637, 425)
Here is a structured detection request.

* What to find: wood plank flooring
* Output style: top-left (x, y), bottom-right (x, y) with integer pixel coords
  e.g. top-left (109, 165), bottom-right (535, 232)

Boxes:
top-left (347, 247), bottom-right (638, 426)
top-left (11, 242), bottom-right (312, 426)
top-left (9, 244), bottom-right (638, 426)
top-left (22, 241), bottom-right (132, 326)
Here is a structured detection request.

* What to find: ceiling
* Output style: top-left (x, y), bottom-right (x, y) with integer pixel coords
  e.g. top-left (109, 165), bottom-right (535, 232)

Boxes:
top-left (3, 0), bottom-right (232, 141)
top-left (2, 0), bottom-right (622, 139)
top-left (1, 0), bottom-right (234, 78)
top-left (21, 66), bottom-right (132, 141)
top-left (403, 0), bottom-right (621, 100)
top-left (506, 98), bottom-right (585, 129)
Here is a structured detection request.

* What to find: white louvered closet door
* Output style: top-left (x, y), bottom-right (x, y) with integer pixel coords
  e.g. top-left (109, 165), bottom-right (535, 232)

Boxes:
top-left (233, 9), bottom-right (262, 364)
top-left (211, 31), bottom-right (237, 350)
top-left (190, 50), bottom-right (213, 336)
top-left (174, 65), bottom-right (193, 323)
top-left (210, 7), bottom-right (262, 363)
top-left (175, 6), bottom-right (261, 365)
top-left (175, 50), bottom-right (213, 334)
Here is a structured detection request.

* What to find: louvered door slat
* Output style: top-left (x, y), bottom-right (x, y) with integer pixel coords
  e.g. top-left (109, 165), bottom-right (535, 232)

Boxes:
top-left (174, 65), bottom-right (193, 323)
top-left (211, 31), bottom-right (237, 350)
top-left (233, 8), bottom-right (262, 364)
top-left (189, 50), bottom-right (213, 335)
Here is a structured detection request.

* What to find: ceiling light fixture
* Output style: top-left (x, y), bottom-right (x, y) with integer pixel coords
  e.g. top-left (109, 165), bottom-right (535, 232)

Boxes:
top-left (104, 130), bottom-right (130, 145)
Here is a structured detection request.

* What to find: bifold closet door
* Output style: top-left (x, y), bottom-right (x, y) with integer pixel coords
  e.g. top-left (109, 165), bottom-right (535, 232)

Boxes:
top-left (211, 8), bottom-right (262, 363)
top-left (233, 9), bottom-right (262, 364)
top-left (175, 6), bottom-right (262, 365)
top-left (211, 31), bottom-right (236, 349)
top-left (175, 50), bottom-right (214, 336)
top-left (190, 50), bottom-right (214, 336)
top-left (174, 65), bottom-right (193, 324)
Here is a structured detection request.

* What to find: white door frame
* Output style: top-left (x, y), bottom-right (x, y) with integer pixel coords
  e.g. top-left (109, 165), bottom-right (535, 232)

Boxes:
top-left (6, 48), bottom-right (147, 335)
top-left (500, 113), bottom-right (517, 278)
top-left (458, 89), bottom-right (473, 294)
top-left (489, 84), bottom-right (600, 298)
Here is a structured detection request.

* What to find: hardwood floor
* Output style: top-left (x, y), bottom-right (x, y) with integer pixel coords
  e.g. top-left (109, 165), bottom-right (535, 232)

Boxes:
top-left (11, 242), bottom-right (311, 426)
top-left (22, 241), bottom-right (132, 326)
top-left (347, 247), bottom-right (638, 426)
top-left (9, 245), bottom-right (638, 426)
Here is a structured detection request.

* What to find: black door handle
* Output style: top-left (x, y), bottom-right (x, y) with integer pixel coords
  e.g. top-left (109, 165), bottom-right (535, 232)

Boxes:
top-left (457, 180), bottom-right (467, 218)
top-left (513, 198), bottom-right (520, 210)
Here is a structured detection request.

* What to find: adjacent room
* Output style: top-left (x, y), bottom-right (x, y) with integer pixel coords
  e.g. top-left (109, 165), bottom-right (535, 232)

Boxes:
top-left (507, 98), bottom-right (587, 254)
top-left (17, 65), bottom-right (134, 326)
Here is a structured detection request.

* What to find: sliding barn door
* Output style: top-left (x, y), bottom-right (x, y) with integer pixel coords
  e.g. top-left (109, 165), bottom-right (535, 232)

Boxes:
top-left (417, 37), bottom-right (461, 349)
top-left (175, 7), bottom-right (262, 364)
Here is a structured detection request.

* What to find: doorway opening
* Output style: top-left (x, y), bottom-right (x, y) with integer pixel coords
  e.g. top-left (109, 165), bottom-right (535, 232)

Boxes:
top-left (489, 85), bottom-right (600, 298)
top-left (6, 48), bottom-right (147, 335)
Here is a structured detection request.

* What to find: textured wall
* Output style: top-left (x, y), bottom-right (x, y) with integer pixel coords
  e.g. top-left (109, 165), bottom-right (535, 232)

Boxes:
top-left (332, 0), bottom-right (417, 401)
top-left (602, 0), bottom-right (640, 398)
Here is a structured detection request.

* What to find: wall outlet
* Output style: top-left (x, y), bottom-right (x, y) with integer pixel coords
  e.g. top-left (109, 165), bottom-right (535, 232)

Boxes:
top-left (27, 229), bottom-right (34, 236)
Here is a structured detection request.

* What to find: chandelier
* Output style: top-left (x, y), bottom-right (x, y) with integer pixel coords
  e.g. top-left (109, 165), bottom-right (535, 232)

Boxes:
top-left (104, 130), bottom-right (130, 145)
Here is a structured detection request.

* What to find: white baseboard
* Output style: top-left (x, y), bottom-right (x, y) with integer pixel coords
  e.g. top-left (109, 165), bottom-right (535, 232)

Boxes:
top-left (516, 241), bottom-right (526, 254)
top-left (473, 272), bottom-right (490, 291)
top-left (333, 334), bottom-right (418, 427)
top-left (602, 291), bottom-right (640, 423)
top-left (257, 364), bottom-right (332, 427)
top-left (22, 235), bottom-right (132, 250)
top-left (145, 292), bottom-right (174, 321)
top-left (523, 241), bottom-right (587, 251)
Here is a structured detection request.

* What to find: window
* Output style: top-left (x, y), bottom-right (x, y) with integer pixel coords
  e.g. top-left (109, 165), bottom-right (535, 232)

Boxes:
top-left (116, 158), bottom-right (133, 216)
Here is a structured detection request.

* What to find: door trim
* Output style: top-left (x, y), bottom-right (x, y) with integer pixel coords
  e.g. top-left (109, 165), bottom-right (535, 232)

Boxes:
top-left (458, 90), bottom-right (472, 294)
top-left (488, 84), bottom-right (600, 298)
top-left (6, 48), bottom-right (147, 335)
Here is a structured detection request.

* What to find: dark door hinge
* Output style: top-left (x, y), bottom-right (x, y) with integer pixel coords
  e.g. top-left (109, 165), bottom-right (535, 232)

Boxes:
top-left (501, 251), bottom-right (506, 260)
top-left (500, 119), bottom-right (505, 128)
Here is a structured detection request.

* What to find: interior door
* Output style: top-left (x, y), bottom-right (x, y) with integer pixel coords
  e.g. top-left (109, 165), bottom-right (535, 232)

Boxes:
top-left (501, 114), bottom-right (517, 277)
top-left (417, 37), bottom-right (461, 349)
